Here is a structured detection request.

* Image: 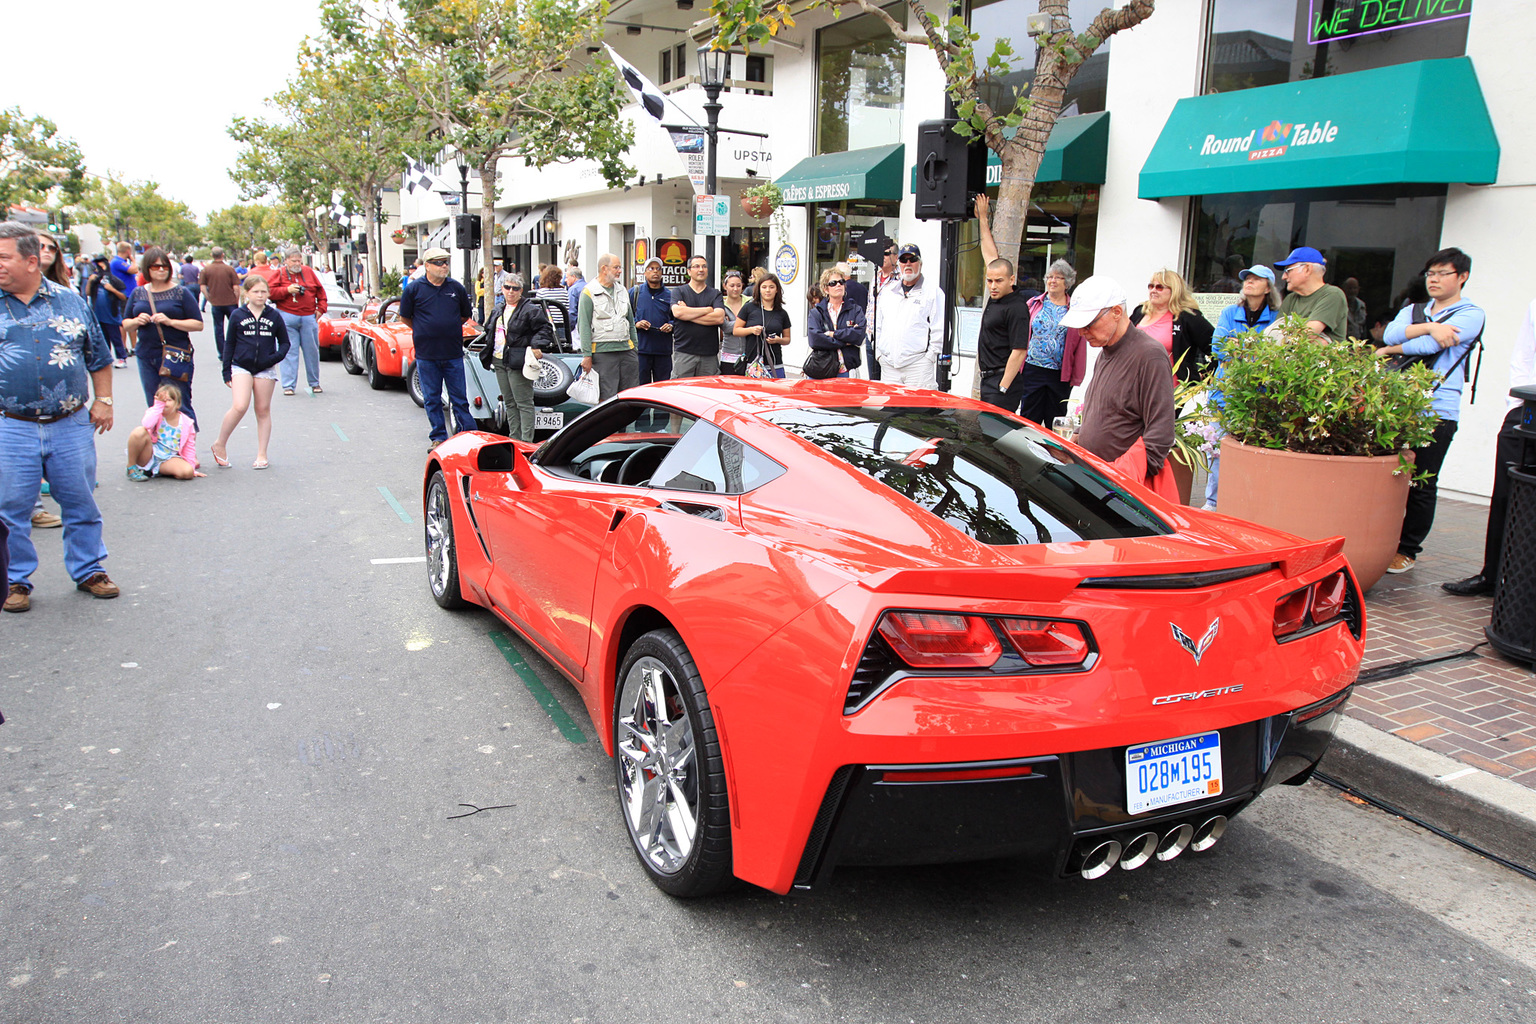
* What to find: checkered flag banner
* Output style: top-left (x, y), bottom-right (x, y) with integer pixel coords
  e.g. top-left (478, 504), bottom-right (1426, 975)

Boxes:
top-left (402, 158), bottom-right (452, 195)
top-left (604, 44), bottom-right (666, 122)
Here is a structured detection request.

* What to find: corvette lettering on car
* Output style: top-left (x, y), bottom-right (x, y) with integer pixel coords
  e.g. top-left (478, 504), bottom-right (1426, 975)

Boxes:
top-left (421, 378), bottom-right (1364, 896)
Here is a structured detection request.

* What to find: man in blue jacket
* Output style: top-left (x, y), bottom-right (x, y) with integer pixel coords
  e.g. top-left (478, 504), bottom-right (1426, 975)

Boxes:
top-left (400, 247), bottom-right (475, 450)
top-left (631, 257), bottom-right (675, 385)
top-left (1377, 247), bottom-right (1484, 575)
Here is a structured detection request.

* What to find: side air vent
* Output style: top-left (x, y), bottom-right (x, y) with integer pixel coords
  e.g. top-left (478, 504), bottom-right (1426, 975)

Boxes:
top-left (659, 500), bottom-right (727, 522)
top-left (845, 635), bottom-right (903, 714)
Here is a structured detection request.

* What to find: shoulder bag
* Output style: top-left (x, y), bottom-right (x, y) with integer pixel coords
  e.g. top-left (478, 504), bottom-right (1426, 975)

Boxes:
top-left (147, 288), bottom-right (193, 382)
top-left (1387, 302), bottom-right (1484, 400)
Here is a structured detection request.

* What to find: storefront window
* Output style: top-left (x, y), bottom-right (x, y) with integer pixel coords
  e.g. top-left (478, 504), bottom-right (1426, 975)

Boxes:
top-left (969, 0), bottom-right (1112, 117)
top-left (812, 200), bottom-right (901, 294)
top-left (956, 184), bottom-right (1098, 309)
top-left (816, 5), bottom-right (907, 155)
top-left (723, 227), bottom-right (769, 280)
top-left (1191, 186), bottom-right (1446, 337)
top-left (1206, 0), bottom-right (1469, 94)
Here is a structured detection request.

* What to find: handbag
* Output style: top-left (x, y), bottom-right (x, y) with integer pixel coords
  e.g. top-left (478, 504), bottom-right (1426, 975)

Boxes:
top-left (803, 347), bottom-right (840, 380)
top-left (147, 288), bottom-right (193, 382)
top-left (568, 367), bottom-right (600, 405)
top-left (522, 345), bottom-right (542, 381)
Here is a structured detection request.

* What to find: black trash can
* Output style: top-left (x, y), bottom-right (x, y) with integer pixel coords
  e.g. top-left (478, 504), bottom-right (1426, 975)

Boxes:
top-left (1485, 385), bottom-right (1536, 662)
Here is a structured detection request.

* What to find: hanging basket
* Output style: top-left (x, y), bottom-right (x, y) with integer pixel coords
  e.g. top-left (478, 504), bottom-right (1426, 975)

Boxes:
top-left (742, 194), bottom-right (776, 219)
top-left (390, 229), bottom-right (406, 244)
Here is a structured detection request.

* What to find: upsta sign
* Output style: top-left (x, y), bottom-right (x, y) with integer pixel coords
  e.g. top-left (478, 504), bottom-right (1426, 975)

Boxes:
top-left (1200, 119), bottom-right (1340, 162)
top-left (1309, 0), bottom-right (1472, 45)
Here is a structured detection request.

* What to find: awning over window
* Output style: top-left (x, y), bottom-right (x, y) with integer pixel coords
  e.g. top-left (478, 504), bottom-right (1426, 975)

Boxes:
top-left (1139, 58), bottom-right (1498, 200)
top-left (986, 111), bottom-right (1110, 186)
top-left (777, 144), bottom-right (905, 205)
top-left (496, 205), bottom-right (555, 245)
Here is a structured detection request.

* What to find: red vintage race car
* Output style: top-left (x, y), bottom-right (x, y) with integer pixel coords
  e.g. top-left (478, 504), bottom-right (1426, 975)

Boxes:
top-left (339, 297), bottom-right (480, 392)
top-left (422, 379), bottom-right (1363, 897)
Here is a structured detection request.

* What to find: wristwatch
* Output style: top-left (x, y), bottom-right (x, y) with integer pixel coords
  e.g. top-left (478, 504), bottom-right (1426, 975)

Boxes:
top-left (94, 396), bottom-right (113, 406)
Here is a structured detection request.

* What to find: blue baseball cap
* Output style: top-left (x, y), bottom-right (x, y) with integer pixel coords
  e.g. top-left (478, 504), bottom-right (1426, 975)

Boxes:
top-left (1274, 246), bottom-right (1326, 267)
top-left (1238, 265), bottom-right (1275, 284)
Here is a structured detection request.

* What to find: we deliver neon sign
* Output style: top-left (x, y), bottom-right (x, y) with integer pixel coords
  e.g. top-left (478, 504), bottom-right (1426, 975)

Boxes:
top-left (1308, 0), bottom-right (1472, 45)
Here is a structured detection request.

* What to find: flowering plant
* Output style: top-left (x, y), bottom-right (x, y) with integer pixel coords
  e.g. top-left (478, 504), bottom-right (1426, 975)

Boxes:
top-left (1208, 313), bottom-right (1437, 468)
top-left (391, 229), bottom-right (406, 244)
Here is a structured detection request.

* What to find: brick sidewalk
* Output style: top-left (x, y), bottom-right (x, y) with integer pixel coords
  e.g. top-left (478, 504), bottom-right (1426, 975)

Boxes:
top-left (1349, 496), bottom-right (1536, 789)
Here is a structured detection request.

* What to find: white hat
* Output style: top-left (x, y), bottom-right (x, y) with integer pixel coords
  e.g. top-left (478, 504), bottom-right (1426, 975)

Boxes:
top-left (1060, 275), bottom-right (1127, 329)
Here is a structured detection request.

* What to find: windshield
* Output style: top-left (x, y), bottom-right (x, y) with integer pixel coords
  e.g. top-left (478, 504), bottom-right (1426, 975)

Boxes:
top-left (762, 406), bottom-right (1171, 545)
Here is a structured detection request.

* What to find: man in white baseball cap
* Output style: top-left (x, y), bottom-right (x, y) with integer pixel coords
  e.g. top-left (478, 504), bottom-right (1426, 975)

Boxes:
top-left (1062, 275), bottom-right (1176, 491)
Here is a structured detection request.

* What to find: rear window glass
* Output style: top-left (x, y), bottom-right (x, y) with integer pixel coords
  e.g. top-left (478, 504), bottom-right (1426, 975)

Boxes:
top-left (762, 406), bottom-right (1171, 545)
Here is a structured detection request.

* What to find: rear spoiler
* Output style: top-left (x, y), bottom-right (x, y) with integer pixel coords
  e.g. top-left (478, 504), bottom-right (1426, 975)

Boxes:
top-left (857, 536), bottom-right (1348, 602)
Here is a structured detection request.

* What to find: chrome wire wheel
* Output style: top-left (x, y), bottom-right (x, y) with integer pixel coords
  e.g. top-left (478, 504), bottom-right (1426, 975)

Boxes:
top-left (616, 656), bottom-right (698, 875)
top-left (424, 473), bottom-right (465, 609)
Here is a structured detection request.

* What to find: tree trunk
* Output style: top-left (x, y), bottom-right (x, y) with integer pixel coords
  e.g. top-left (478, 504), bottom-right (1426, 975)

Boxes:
top-left (480, 154), bottom-right (499, 303)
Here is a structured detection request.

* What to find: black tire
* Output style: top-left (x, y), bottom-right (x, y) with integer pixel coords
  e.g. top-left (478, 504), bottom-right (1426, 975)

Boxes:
top-left (407, 363), bottom-right (425, 407)
top-left (532, 356), bottom-right (575, 405)
top-left (613, 629), bottom-right (733, 897)
top-left (365, 342), bottom-right (388, 390)
top-left (424, 472), bottom-right (467, 610)
top-left (340, 333), bottom-right (362, 375)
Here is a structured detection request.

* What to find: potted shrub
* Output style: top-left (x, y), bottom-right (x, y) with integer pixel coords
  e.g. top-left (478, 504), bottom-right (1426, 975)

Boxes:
top-left (391, 228), bottom-right (406, 245)
top-left (1210, 313), bottom-right (1438, 591)
top-left (741, 181), bottom-right (788, 236)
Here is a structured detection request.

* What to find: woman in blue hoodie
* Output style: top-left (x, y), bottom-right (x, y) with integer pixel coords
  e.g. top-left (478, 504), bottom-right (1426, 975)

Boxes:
top-left (1204, 265), bottom-right (1279, 510)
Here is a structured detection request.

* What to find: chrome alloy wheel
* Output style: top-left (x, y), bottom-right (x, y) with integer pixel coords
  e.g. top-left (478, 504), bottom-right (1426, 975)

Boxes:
top-left (616, 657), bottom-right (699, 875)
top-left (425, 476), bottom-right (454, 600)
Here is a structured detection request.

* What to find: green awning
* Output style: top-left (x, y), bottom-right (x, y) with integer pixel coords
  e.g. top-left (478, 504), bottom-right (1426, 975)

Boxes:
top-left (778, 144), bottom-right (905, 205)
top-left (1139, 57), bottom-right (1498, 199)
top-left (987, 111), bottom-right (1110, 186)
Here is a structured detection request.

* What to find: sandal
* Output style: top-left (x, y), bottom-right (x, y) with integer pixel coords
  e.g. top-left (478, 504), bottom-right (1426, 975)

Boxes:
top-left (211, 445), bottom-right (231, 469)
top-left (252, 459), bottom-right (270, 470)
top-left (311, 385), bottom-right (323, 394)
top-left (283, 388), bottom-right (295, 396)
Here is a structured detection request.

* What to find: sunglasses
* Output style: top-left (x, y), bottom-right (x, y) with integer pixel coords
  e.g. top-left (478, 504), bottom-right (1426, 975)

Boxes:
top-left (503, 285), bottom-right (518, 291)
top-left (427, 258), bottom-right (450, 266)
top-left (826, 279), bottom-right (845, 286)
top-left (1147, 282), bottom-right (1168, 291)
top-left (898, 255), bottom-right (919, 264)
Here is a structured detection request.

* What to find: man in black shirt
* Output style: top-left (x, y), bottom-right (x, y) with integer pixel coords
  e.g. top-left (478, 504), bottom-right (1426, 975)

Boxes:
top-left (670, 256), bottom-right (725, 378)
top-left (399, 247), bottom-right (475, 448)
top-left (976, 258), bottom-right (1031, 415)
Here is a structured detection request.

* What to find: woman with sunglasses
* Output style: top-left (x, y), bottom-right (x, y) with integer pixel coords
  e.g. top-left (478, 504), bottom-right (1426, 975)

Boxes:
top-left (1130, 269), bottom-right (1213, 383)
top-left (806, 268), bottom-right (866, 378)
top-left (490, 274), bottom-right (553, 442)
top-left (123, 246), bottom-right (204, 425)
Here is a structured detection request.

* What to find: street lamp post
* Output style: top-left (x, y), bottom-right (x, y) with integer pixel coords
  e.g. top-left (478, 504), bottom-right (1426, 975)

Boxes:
top-left (458, 163), bottom-right (473, 299)
top-left (697, 46), bottom-right (730, 281)
top-left (374, 194), bottom-right (384, 294)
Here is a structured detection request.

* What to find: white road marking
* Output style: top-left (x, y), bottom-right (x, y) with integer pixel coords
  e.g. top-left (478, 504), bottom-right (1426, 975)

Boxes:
top-left (370, 556), bottom-right (427, 564)
top-left (1436, 766), bottom-right (1479, 782)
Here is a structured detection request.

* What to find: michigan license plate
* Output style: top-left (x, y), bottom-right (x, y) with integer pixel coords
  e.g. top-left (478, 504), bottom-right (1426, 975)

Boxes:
top-left (535, 410), bottom-right (564, 430)
top-left (1125, 732), bottom-right (1222, 814)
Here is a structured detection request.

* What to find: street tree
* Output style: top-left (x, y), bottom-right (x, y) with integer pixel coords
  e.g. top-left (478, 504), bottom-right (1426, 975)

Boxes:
top-left (76, 176), bottom-right (201, 252)
top-left (205, 204), bottom-right (308, 257)
top-left (0, 107), bottom-right (87, 209)
top-left (322, 0), bottom-right (635, 288)
top-left (228, 116), bottom-right (337, 252)
top-left (710, 0), bottom-right (1156, 273)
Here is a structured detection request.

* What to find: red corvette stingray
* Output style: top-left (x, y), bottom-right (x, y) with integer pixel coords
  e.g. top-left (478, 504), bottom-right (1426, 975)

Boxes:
top-left (422, 379), bottom-right (1363, 896)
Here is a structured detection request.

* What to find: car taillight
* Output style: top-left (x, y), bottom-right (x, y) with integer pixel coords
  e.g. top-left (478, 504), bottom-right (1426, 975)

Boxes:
top-left (998, 617), bottom-right (1090, 667)
top-left (1274, 569), bottom-right (1356, 639)
top-left (876, 611), bottom-right (1001, 669)
top-left (1273, 589), bottom-right (1311, 637)
top-left (1310, 570), bottom-right (1347, 623)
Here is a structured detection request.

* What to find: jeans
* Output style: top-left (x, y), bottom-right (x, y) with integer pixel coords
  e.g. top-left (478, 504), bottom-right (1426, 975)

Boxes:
top-left (638, 352), bottom-right (672, 385)
top-left (0, 409), bottom-right (108, 587)
top-left (101, 320), bottom-right (127, 361)
top-left (136, 344), bottom-right (197, 429)
top-left (211, 305), bottom-right (237, 354)
top-left (1399, 417), bottom-right (1459, 559)
top-left (278, 311), bottom-right (321, 390)
top-left (416, 358), bottom-right (474, 443)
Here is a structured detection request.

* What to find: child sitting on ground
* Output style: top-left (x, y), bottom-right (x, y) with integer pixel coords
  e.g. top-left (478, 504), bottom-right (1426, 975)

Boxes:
top-left (127, 383), bottom-right (204, 481)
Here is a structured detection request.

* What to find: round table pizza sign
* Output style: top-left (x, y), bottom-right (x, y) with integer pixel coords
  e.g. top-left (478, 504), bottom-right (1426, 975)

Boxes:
top-left (774, 243), bottom-right (798, 285)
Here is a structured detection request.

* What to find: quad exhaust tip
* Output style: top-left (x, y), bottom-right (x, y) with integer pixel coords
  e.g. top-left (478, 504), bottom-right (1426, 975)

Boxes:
top-left (1190, 815), bottom-right (1228, 852)
top-left (1119, 831), bottom-right (1159, 871)
top-left (1156, 823), bottom-right (1194, 861)
top-left (1079, 839), bottom-right (1122, 880)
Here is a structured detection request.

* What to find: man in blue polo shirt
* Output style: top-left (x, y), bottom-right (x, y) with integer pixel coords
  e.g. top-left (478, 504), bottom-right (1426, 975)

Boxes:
top-left (399, 247), bottom-right (475, 449)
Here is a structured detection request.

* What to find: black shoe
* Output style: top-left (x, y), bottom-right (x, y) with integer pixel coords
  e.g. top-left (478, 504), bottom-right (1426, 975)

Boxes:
top-left (1441, 573), bottom-right (1495, 596)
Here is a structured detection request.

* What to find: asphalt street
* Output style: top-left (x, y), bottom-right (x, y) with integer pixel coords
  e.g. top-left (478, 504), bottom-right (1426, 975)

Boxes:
top-left (4, 321), bottom-right (1536, 1023)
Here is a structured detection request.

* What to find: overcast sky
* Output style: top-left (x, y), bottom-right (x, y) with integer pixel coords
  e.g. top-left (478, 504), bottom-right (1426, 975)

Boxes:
top-left (17, 2), bottom-right (323, 219)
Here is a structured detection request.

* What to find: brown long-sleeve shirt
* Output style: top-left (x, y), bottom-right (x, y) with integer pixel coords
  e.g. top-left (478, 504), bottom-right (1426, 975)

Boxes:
top-left (1076, 324), bottom-right (1176, 477)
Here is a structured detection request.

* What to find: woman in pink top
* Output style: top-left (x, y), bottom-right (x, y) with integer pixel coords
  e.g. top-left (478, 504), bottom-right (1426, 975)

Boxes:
top-left (1130, 268), bottom-right (1214, 383)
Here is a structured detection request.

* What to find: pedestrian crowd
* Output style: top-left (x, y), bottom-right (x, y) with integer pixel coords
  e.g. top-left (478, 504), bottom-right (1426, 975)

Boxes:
top-left (0, 201), bottom-right (1509, 614)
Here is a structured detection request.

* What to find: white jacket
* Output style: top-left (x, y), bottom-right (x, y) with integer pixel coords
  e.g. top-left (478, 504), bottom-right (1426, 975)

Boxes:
top-left (875, 274), bottom-right (944, 369)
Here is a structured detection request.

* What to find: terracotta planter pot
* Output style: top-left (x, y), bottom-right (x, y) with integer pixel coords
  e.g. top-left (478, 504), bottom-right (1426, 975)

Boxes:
top-left (1218, 437), bottom-right (1410, 593)
top-left (742, 196), bottom-right (776, 219)
top-left (1170, 449), bottom-right (1195, 506)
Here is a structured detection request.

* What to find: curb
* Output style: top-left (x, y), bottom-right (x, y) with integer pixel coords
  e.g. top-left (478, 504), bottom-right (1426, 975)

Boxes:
top-left (1320, 716), bottom-right (1536, 871)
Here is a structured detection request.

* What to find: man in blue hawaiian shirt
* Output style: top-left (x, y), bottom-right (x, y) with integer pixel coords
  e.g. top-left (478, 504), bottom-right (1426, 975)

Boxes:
top-left (0, 222), bottom-right (119, 613)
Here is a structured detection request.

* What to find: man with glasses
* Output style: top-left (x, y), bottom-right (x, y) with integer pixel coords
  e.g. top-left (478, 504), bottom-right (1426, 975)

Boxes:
top-left (271, 247), bottom-right (328, 396)
top-left (577, 253), bottom-right (640, 402)
top-left (670, 255), bottom-right (726, 380)
top-left (1060, 276), bottom-right (1175, 488)
top-left (1377, 247), bottom-right (1485, 576)
top-left (400, 247), bottom-right (475, 449)
top-left (1275, 247), bottom-right (1348, 342)
top-left (875, 244), bottom-right (944, 389)
top-left (631, 257), bottom-right (675, 385)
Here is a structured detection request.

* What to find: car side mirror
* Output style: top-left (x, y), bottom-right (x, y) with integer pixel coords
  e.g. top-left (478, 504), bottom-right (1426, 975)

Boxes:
top-left (477, 441), bottom-right (539, 490)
